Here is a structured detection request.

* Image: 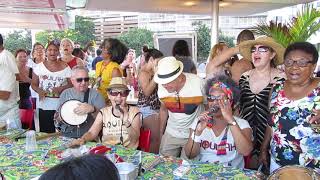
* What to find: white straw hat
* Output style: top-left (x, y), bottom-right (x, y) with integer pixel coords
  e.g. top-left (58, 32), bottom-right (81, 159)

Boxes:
top-left (154, 56), bottom-right (184, 85)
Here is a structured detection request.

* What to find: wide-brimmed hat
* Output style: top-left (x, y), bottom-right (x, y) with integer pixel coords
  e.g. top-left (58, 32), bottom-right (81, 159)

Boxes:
top-left (154, 56), bottom-right (184, 85)
top-left (239, 36), bottom-right (285, 65)
top-left (107, 77), bottom-right (128, 91)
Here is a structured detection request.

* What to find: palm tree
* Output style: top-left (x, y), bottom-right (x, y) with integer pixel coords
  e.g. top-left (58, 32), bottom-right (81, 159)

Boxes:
top-left (253, 5), bottom-right (320, 47)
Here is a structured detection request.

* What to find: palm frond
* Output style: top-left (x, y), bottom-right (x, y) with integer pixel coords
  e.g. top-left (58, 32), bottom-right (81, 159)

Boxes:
top-left (289, 5), bottom-right (320, 42)
top-left (253, 20), bottom-right (291, 47)
top-left (253, 4), bottom-right (320, 47)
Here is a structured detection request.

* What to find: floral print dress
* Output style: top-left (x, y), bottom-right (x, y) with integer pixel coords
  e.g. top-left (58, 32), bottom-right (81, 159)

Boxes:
top-left (269, 79), bottom-right (320, 169)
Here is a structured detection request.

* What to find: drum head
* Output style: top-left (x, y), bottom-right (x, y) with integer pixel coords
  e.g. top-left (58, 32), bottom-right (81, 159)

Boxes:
top-left (268, 165), bottom-right (320, 180)
top-left (60, 100), bottom-right (88, 126)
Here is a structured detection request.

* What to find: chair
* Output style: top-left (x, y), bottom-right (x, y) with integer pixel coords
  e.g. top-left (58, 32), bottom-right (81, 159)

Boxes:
top-left (138, 127), bottom-right (151, 152)
top-left (244, 155), bottom-right (251, 169)
top-left (19, 109), bottom-right (33, 129)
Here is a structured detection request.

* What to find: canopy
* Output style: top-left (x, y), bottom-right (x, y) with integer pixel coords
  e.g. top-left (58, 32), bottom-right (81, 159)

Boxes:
top-left (84, 0), bottom-right (315, 16)
top-left (0, 0), bottom-right (315, 30)
top-left (0, 0), bottom-right (67, 30)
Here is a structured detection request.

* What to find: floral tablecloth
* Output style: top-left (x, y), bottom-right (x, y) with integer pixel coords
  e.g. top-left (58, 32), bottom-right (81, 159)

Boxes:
top-left (0, 130), bottom-right (260, 180)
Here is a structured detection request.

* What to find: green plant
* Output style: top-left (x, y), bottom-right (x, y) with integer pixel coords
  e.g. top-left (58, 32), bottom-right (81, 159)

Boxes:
top-left (253, 5), bottom-right (320, 47)
top-left (118, 28), bottom-right (154, 56)
top-left (35, 16), bottom-right (95, 47)
top-left (4, 30), bottom-right (32, 53)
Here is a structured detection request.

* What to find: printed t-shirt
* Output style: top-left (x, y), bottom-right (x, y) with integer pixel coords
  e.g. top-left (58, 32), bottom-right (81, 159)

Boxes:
top-left (158, 73), bottom-right (205, 138)
top-left (100, 106), bottom-right (140, 148)
top-left (190, 116), bottom-right (251, 168)
top-left (33, 62), bottom-right (71, 110)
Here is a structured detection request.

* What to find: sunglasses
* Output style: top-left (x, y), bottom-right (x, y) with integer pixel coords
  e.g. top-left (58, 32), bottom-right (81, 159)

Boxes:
top-left (284, 59), bottom-right (313, 67)
top-left (250, 46), bottom-right (269, 53)
top-left (108, 90), bottom-right (130, 97)
top-left (76, 77), bottom-right (90, 83)
top-left (207, 95), bottom-right (224, 102)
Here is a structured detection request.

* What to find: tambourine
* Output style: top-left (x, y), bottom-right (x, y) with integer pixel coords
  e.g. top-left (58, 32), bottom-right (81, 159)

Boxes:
top-left (268, 165), bottom-right (320, 180)
top-left (60, 99), bottom-right (88, 126)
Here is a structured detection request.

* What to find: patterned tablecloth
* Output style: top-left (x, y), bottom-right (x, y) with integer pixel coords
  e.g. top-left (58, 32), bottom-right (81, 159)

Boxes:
top-left (0, 130), bottom-right (261, 180)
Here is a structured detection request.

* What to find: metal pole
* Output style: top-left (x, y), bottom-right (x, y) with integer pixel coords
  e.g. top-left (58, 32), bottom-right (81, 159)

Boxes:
top-left (211, 0), bottom-right (219, 48)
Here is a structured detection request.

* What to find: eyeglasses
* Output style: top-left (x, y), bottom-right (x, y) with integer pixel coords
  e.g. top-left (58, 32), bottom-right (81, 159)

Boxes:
top-left (284, 59), bottom-right (314, 67)
top-left (250, 46), bottom-right (269, 53)
top-left (76, 77), bottom-right (90, 83)
top-left (207, 95), bottom-right (224, 102)
top-left (108, 90), bottom-right (130, 97)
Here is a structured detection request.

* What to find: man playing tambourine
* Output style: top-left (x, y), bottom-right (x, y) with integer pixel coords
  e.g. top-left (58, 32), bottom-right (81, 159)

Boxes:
top-left (54, 66), bottom-right (106, 138)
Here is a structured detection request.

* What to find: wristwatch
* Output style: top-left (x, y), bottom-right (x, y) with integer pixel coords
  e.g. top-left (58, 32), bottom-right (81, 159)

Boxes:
top-left (228, 120), bottom-right (237, 126)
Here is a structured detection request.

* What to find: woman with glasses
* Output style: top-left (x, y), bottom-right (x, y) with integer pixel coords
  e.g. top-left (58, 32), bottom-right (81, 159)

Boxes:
top-left (237, 36), bottom-right (286, 169)
top-left (95, 38), bottom-right (128, 105)
top-left (260, 42), bottom-right (320, 172)
top-left (31, 40), bottom-right (72, 133)
top-left (184, 75), bottom-right (253, 168)
top-left (70, 77), bottom-right (141, 148)
top-left (206, 30), bottom-right (254, 85)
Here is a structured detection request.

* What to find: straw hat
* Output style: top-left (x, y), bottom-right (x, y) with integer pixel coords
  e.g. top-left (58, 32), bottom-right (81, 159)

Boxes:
top-left (154, 56), bottom-right (184, 85)
top-left (239, 36), bottom-right (285, 65)
top-left (107, 77), bottom-right (128, 91)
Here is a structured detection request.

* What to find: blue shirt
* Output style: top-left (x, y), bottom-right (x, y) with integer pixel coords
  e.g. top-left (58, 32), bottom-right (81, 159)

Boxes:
top-left (91, 56), bottom-right (103, 70)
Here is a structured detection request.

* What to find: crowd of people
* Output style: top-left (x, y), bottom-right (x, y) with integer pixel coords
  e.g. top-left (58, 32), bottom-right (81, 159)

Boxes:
top-left (1, 29), bottom-right (320, 178)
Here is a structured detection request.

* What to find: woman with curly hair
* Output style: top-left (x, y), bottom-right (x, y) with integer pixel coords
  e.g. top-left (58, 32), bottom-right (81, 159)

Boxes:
top-left (95, 38), bottom-right (128, 104)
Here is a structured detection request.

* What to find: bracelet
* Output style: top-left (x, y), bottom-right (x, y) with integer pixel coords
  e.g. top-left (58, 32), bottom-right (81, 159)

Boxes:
top-left (191, 132), bottom-right (202, 143)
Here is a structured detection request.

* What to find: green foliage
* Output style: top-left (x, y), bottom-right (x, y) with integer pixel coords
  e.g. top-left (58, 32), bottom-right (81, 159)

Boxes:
top-left (74, 16), bottom-right (96, 46)
top-left (253, 5), bottom-right (320, 47)
top-left (4, 30), bottom-right (32, 54)
top-left (194, 22), bottom-right (211, 63)
top-left (219, 33), bottom-right (235, 47)
top-left (193, 22), bottom-right (235, 63)
top-left (118, 28), bottom-right (154, 57)
top-left (35, 16), bottom-right (95, 47)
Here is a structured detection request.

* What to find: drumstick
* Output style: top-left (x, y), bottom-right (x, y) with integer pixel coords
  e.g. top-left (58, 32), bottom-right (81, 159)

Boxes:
top-left (36, 132), bottom-right (61, 141)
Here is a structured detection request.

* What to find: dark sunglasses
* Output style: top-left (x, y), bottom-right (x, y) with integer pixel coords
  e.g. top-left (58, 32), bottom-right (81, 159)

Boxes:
top-left (76, 77), bottom-right (90, 83)
top-left (284, 59), bottom-right (314, 67)
top-left (108, 90), bottom-right (130, 97)
top-left (207, 95), bottom-right (224, 102)
top-left (250, 46), bottom-right (269, 53)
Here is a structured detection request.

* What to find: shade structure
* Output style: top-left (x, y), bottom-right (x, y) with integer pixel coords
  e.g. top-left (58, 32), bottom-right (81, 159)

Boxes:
top-left (83, 0), bottom-right (315, 16)
top-left (0, 0), bottom-right (68, 30)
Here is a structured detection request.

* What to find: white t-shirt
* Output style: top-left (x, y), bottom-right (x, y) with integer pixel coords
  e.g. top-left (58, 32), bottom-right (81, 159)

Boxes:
top-left (0, 49), bottom-right (19, 74)
top-left (158, 73), bottom-right (205, 138)
top-left (190, 116), bottom-right (251, 169)
top-left (0, 67), bottom-right (20, 128)
top-left (33, 62), bottom-right (71, 110)
top-left (27, 61), bottom-right (40, 99)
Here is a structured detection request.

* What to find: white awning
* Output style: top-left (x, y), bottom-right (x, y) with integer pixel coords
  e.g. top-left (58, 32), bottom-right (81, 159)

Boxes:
top-left (0, 0), bottom-right (68, 30)
top-left (83, 0), bottom-right (315, 16)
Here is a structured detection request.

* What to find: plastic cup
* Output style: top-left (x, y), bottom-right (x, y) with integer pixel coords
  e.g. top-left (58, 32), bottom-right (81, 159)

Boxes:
top-left (25, 130), bottom-right (37, 152)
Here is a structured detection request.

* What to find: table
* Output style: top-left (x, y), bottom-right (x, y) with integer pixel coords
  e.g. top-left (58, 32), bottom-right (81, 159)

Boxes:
top-left (0, 130), bottom-right (260, 180)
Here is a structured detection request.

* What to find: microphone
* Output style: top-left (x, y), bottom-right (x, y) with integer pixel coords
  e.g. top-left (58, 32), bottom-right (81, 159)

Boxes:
top-left (115, 104), bottom-right (123, 114)
top-left (198, 106), bottom-right (219, 125)
top-left (207, 106), bottom-right (220, 116)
